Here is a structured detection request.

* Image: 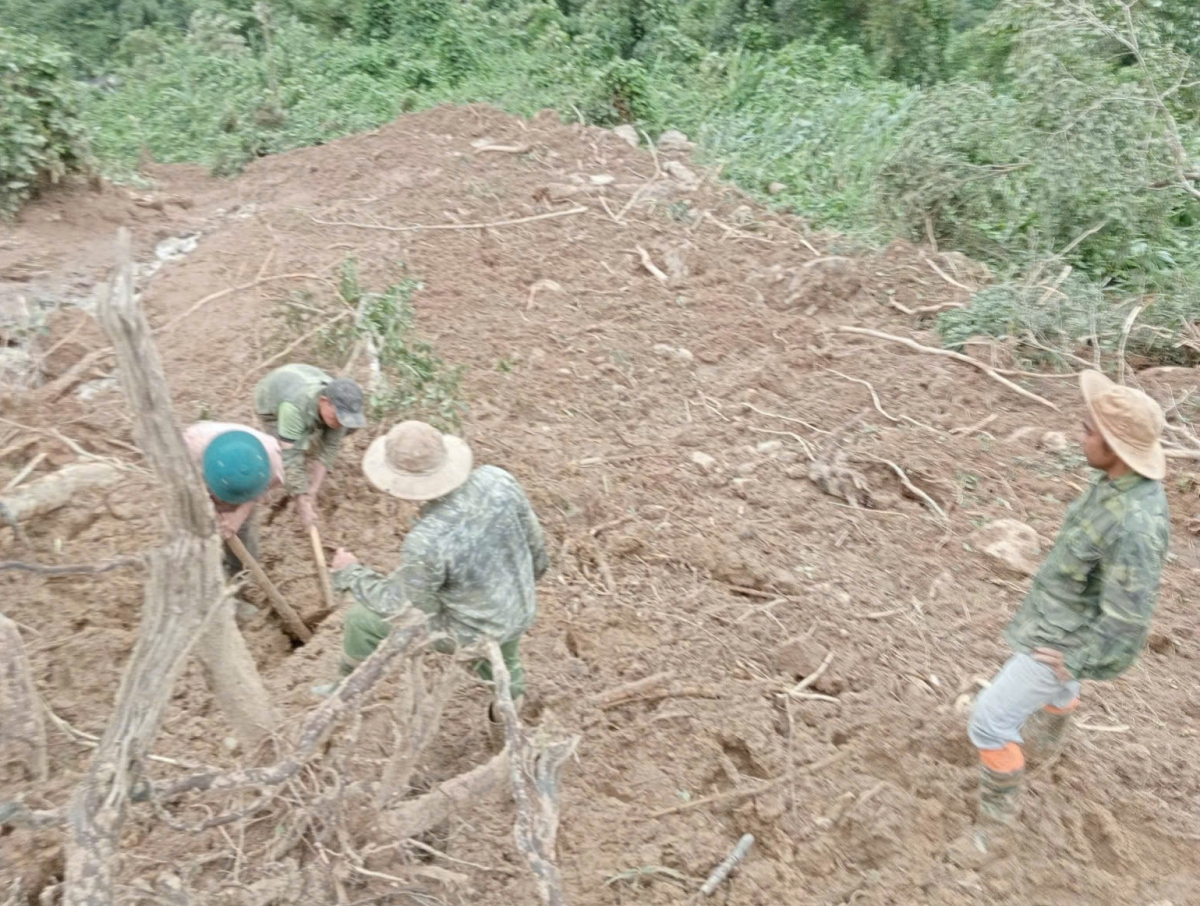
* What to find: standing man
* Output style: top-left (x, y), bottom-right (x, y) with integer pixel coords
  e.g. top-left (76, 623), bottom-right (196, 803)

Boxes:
top-left (961, 370), bottom-right (1169, 857)
top-left (253, 363), bottom-right (366, 527)
top-left (327, 421), bottom-right (548, 721)
top-left (183, 422), bottom-right (285, 577)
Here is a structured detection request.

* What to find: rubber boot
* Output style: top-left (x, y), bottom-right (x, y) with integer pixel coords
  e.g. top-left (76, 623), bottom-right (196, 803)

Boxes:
top-left (947, 765), bottom-right (1023, 870)
top-left (1022, 708), bottom-right (1073, 763)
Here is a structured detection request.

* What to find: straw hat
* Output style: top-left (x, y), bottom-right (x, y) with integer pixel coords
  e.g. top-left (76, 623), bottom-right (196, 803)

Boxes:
top-left (362, 421), bottom-right (473, 501)
top-left (1080, 370), bottom-right (1166, 480)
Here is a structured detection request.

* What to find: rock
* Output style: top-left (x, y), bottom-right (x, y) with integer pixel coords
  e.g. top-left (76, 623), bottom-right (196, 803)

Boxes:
top-left (756, 440), bottom-right (784, 455)
top-left (589, 174), bottom-right (615, 186)
top-left (773, 636), bottom-right (827, 681)
top-left (690, 451), bottom-right (718, 473)
top-left (532, 183), bottom-right (579, 203)
top-left (664, 160), bottom-right (700, 190)
top-left (235, 600), bottom-right (261, 621)
top-left (612, 124), bottom-right (639, 148)
top-left (657, 129), bottom-right (694, 153)
top-left (652, 343), bottom-right (694, 363)
top-left (967, 518), bottom-right (1041, 576)
top-left (1039, 430), bottom-right (1069, 453)
top-left (767, 181), bottom-right (786, 195)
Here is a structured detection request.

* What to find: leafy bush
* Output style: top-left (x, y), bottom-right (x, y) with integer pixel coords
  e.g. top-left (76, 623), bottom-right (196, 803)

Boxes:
top-left (0, 27), bottom-right (91, 216)
top-left (322, 260), bottom-right (467, 430)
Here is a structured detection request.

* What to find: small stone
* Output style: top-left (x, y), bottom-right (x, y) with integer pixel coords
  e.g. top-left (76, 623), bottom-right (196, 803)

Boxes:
top-left (612, 124), bottom-right (639, 148)
top-left (736, 461), bottom-right (759, 475)
top-left (664, 160), bottom-right (699, 190)
top-left (690, 451), bottom-right (717, 473)
top-left (967, 518), bottom-right (1041, 576)
top-left (834, 590), bottom-right (852, 607)
top-left (1039, 430), bottom-right (1069, 453)
top-left (756, 440), bottom-right (784, 455)
top-left (657, 129), bottom-right (694, 153)
top-left (235, 600), bottom-right (261, 621)
top-left (767, 181), bottom-right (786, 195)
top-left (653, 343), bottom-right (676, 357)
top-left (589, 174), bottom-right (615, 186)
top-left (223, 736), bottom-right (240, 752)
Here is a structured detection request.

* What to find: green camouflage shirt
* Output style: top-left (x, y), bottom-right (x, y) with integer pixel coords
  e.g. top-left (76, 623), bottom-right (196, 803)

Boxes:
top-left (252, 363), bottom-right (348, 495)
top-left (1003, 472), bottom-right (1169, 681)
top-left (332, 465), bottom-right (549, 645)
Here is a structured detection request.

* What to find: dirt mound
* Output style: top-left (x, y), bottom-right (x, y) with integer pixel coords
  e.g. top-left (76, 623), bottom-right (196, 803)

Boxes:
top-left (3, 105), bottom-right (1200, 905)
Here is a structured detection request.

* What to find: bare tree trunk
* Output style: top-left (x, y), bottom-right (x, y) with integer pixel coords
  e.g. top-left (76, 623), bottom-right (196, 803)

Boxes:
top-left (0, 463), bottom-right (122, 526)
top-left (63, 230), bottom-right (228, 906)
top-left (0, 614), bottom-right (47, 781)
top-left (193, 594), bottom-right (277, 753)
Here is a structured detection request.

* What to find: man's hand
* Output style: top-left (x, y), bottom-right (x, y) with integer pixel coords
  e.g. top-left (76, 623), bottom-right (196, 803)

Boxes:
top-left (331, 548), bottom-right (359, 571)
top-left (217, 511), bottom-right (241, 541)
top-left (296, 495), bottom-right (318, 528)
top-left (1033, 647), bottom-right (1072, 683)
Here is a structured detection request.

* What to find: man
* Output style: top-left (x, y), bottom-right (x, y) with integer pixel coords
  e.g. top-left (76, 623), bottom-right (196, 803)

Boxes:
top-left (962, 370), bottom-right (1169, 857)
top-left (253, 363), bottom-right (366, 527)
top-left (328, 421), bottom-right (548, 719)
top-left (182, 422), bottom-right (285, 577)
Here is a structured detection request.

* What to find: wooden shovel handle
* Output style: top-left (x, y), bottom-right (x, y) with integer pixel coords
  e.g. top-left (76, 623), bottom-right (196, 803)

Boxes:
top-left (226, 533), bottom-right (312, 642)
top-left (308, 524), bottom-right (337, 614)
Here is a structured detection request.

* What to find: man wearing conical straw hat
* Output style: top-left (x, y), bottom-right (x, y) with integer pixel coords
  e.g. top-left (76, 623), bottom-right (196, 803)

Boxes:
top-left (328, 421), bottom-right (548, 723)
top-left (957, 371), bottom-right (1170, 863)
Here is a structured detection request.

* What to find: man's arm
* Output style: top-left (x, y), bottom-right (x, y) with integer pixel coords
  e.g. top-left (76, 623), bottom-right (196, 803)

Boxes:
top-left (276, 401), bottom-right (312, 497)
top-left (519, 494), bottom-right (549, 580)
top-left (1063, 530), bottom-right (1163, 680)
top-left (333, 541), bottom-right (445, 620)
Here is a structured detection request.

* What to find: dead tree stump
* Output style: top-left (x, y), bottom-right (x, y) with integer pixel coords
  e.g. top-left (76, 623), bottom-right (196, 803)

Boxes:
top-left (0, 614), bottom-right (47, 782)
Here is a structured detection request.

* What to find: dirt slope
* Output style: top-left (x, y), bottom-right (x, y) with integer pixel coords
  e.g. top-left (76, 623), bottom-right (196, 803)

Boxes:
top-left (2, 105), bottom-right (1199, 906)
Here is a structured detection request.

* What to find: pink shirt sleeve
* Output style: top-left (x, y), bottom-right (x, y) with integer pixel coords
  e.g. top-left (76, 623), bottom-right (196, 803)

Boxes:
top-left (183, 422), bottom-right (285, 494)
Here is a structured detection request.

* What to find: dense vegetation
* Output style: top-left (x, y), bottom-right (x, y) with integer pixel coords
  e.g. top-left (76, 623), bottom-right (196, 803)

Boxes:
top-left (2, 0), bottom-right (1199, 365)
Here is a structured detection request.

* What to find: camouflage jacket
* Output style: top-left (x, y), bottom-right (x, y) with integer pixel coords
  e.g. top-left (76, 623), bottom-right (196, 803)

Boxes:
top-left (1003, 472), bottom-right (1169, 681)
top-left (252, 363), bottom-right (348, 495)
top-left (332, 466), bottom-right (549, 645)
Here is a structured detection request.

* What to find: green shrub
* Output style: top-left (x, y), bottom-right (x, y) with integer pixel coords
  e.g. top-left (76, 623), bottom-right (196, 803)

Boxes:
top-left (0, 27), bottom-right (91, 216)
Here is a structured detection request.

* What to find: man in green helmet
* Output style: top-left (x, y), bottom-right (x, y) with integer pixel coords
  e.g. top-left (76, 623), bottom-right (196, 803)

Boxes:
top-left (253, 363), bottom-right (366, 529)
top-left (183, 422), bottom-right (285, 577)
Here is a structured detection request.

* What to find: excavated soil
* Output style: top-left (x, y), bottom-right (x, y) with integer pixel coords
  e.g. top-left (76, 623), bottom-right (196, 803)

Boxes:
top-left (2, 105), bottom-right (1200, 906)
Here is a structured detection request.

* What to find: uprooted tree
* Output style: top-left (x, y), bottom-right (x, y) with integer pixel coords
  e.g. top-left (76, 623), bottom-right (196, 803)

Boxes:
top-left (1, 230), bottom-right (578, 906)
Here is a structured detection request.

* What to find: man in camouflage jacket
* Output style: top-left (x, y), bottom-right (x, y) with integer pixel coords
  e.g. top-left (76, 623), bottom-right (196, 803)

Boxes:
top-left (253, 363), bottom-right (366, 527)
top-left (329, 421), bottom-right (547, 708)
top-left (961, 371), bottom-right (1169, 859)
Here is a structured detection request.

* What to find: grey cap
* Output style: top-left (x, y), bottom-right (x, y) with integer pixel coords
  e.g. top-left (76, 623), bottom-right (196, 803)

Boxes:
top-left (323, 378), bottom-right (367, 429)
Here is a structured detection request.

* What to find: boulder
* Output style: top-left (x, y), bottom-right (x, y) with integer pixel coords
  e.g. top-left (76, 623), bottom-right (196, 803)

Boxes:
top-left (657, 129), bottom-right (694, 153)
top-left (612, 124), bottom-right (639, 148)
top-left (967, 519), bottom-right (1041, 576)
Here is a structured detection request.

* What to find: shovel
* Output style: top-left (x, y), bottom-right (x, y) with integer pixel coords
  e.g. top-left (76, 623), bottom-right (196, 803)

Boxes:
top-left (226, 534), bottom-right (312, 643)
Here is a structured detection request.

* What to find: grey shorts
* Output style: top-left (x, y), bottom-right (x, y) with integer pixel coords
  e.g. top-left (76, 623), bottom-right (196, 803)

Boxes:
top-left (968, 653), bottom-right (1081, 751)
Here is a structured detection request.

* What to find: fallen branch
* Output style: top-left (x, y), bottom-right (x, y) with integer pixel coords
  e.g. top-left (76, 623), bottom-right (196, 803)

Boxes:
top-left (699, 834), bottom-right (754, 897)
top-left (147, 614), bottom-right (427, 801)
top-left (950, 413), bottom-right (999, 436)
top-left (591, 671), bottom-right (675, 709)
top-left (257, 311), bottom-right (351, 374)
top-left (649, 751), bottom-right (847, 818)
top-left (310, 206), bottom-right (587, 234)
top-left (872, 457), bottom-right (949, 522)
top-left (635, 246), bottom-right (669, 284)
top-left (1, 452), bottom-right (45, 493)
top-left (486, 639), bottom-right (579, 906)
top-left (382, 750), bottom-right (511, 839)
top-left (0, 462), bottom-right (123, 526)
top-left (157, 273), bottom-right (331, 335)
top-left (918, 251), bottom-right (973, 292)
top-left (824, 370), bottom-right (898, 423)
top-left (0, 557), bottom-right (143, 576)
top-left (836, 327), bottom-right (1059, 411)
top-left (1116, 304), bottom-right (1144, 385)
top-left (600, 685), bottom-right (722, 710)
top-left (38, 348), bottom-right (113, 402)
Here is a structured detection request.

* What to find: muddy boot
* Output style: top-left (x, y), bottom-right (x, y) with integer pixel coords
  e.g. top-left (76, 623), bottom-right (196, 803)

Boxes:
top-left (1022, 708), bottom-right (1072, 763)
top-left (946, 765), bottom-right (1023, 870)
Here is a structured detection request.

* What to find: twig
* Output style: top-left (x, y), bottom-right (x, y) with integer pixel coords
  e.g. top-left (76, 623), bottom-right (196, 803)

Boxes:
top-left (405, 839), bottom-right (511, 875)
top-left (40, 694), bottom-right (204, 770)
top-left (788, 651), bottom-right (833, 695)
top-left (599, 686), bottom-right (722, 710)
top-left (699, 834), bottom-right (754, 897)
top-left (836, 327), bottom-right (1059, 411)
top-left (0, 557), bottom-right (143, 576)
top-left (635, 246), bottom-right (669, 284)
top-left (310, 206), bottom-right (587, 234)
top-left (591, 671), bottom-right (675, 709)
top-left (876, 458), bottom-right (948, 522)
top-left (802, 256), bottom-right (850, 269)
top-left (639, 128), bottom-right (663, 180)
top-left (38, 349), bottom-right (113, 401)
top-left (2, 452), bottom-right (46, 493)
top-left (157, 274), bottom-right (331, 334)
top-left (824, 370), bottom-right (898, 423)
top-left (1076, 722), bottom-right (1130, 734)
top-left (918, 251), bottom-right (973, 292)
top-left (950, 413), bottom-right (999, 436)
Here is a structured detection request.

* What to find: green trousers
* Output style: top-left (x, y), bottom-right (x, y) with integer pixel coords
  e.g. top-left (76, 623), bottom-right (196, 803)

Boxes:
top-left (340, 602), bottom-right (525, 698)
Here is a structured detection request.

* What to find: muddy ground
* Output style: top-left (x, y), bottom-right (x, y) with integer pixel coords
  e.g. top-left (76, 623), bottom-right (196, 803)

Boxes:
top-left (2, 105), bottom-right (1199, 906)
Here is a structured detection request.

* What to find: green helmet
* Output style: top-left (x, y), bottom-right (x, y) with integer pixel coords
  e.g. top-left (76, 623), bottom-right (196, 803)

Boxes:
top-left (202, 430), bottom-right (270, 505)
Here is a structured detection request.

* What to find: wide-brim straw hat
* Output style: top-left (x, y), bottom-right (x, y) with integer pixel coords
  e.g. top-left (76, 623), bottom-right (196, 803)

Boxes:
top-left (362, 420), bottom-right (473, 501)
top-left (1080, 370), bottom-right (1166, 480)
